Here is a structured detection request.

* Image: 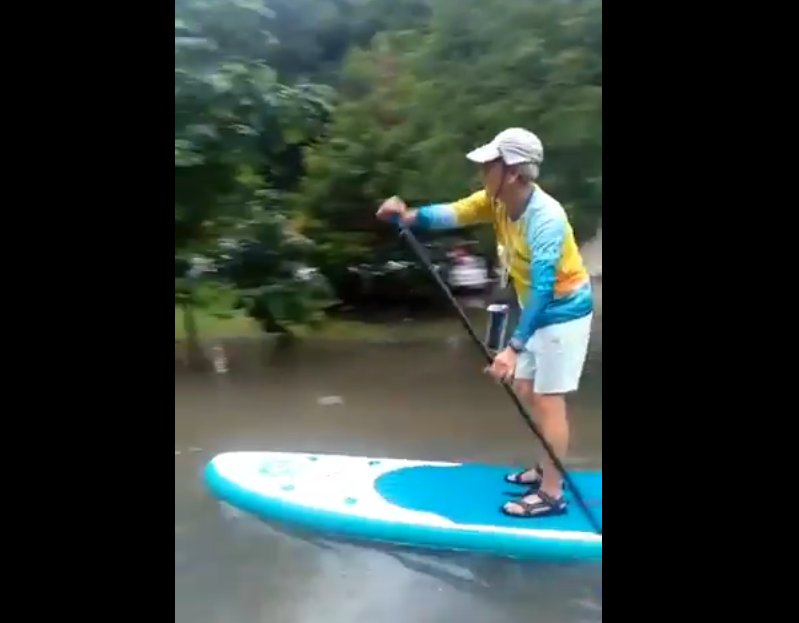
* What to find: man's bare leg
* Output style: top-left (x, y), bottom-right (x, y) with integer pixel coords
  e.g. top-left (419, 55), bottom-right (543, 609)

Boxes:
top-left (503, 380), bottom-right (569, 515)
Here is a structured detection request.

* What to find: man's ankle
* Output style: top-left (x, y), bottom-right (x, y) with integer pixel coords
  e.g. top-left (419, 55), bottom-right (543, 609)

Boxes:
top-left (540, 481), bottom-right (563, 498)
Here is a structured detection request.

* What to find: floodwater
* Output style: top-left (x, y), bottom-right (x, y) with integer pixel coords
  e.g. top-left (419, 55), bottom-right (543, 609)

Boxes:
top-left (175, 317), bottom-right (602, 623)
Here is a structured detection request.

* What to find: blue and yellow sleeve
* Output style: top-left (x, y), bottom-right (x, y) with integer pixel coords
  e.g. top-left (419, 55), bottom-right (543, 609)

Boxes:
top-left (509, 215), bottom-right (566, 348)
top-left (415, 190), bottom-right (493, 229)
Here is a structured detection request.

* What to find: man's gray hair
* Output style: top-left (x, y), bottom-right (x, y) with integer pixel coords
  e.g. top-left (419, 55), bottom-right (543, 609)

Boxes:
top-left (514, 162), bottom-right (539, 182)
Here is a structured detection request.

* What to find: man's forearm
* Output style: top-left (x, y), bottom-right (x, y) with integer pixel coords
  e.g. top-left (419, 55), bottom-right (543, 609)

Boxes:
top-left (413, 203), bottom-right (459, 230)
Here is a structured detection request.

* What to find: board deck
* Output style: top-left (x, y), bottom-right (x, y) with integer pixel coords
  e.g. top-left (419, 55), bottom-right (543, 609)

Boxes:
top-left (204, 451), bottom-right (602, 561)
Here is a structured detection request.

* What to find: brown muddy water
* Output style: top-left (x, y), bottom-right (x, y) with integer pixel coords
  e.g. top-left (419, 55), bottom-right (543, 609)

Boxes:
top-left (175, 316), bottom-right (602, 623)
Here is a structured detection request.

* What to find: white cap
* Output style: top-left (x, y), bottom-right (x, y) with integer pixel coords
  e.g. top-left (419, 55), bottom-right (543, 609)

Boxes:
top-left (465, 127), bottom-right (544, 166)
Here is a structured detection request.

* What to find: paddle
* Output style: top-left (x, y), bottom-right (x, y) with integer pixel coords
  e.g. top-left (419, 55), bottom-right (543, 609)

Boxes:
top-left (394, 220), bottom-right (602, 536)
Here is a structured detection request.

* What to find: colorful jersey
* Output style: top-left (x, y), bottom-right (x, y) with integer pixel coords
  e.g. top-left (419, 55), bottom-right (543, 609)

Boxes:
top-left (415, 187), bottom-right (592, 344)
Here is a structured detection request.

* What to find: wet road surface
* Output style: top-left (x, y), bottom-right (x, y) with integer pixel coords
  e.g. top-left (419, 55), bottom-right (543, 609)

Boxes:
top-left (176, 333), bottom-right (602, 623)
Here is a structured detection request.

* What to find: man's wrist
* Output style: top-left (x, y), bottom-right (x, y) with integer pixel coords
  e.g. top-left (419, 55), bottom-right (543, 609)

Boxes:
top-left (508, 337), bottom-right (525, 353)
top-left (411, 207), bottom-right (430, 228)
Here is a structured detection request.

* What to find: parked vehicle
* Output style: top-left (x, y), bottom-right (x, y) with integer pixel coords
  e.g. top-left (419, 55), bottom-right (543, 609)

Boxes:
top-left (446, 245), bottom-right (491, 292)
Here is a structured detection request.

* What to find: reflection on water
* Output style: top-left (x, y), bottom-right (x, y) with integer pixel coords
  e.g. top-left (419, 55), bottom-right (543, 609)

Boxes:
top-left (175, 320), bottom-right (602, 623)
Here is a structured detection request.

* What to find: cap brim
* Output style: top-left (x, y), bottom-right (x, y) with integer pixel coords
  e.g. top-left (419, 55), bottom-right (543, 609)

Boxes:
top-left (465, 143), bottom-right (500, 163)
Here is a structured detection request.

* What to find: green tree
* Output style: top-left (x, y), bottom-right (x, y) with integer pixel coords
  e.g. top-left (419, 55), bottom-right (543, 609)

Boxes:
top-left (262, 0), bottom-right (433, 83)
top-left (175, 0), bottom-right (335, 352)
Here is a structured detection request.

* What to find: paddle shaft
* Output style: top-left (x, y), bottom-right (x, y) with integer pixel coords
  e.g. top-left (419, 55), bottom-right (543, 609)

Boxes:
top-left (397, 223), bottom-right (602, 535)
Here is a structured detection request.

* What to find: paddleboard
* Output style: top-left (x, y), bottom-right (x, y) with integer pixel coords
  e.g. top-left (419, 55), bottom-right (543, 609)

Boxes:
top-left (204, 451), bottom-right (602, 562)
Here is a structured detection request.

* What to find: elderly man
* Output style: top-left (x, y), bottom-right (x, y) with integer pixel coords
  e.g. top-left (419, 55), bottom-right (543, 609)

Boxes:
top-left (376, 128), bottom-right (593, 518)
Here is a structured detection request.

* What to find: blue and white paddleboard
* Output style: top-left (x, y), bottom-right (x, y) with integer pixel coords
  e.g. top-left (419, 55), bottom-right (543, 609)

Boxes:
top-left (204, 451), bottom-right (602, 562)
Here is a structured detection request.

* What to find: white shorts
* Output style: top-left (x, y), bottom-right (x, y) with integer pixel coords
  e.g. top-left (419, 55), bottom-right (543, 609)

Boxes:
top-left (514, 313), bottom-right (593, 394)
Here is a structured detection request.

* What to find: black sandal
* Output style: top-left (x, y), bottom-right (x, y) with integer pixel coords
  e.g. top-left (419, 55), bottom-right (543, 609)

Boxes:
top-left (505, 463), bottom-right (544, 486)
top-left (505, 463), bottom-right (568, 491)
top-left (501, 490), bottom-right (568, 518)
